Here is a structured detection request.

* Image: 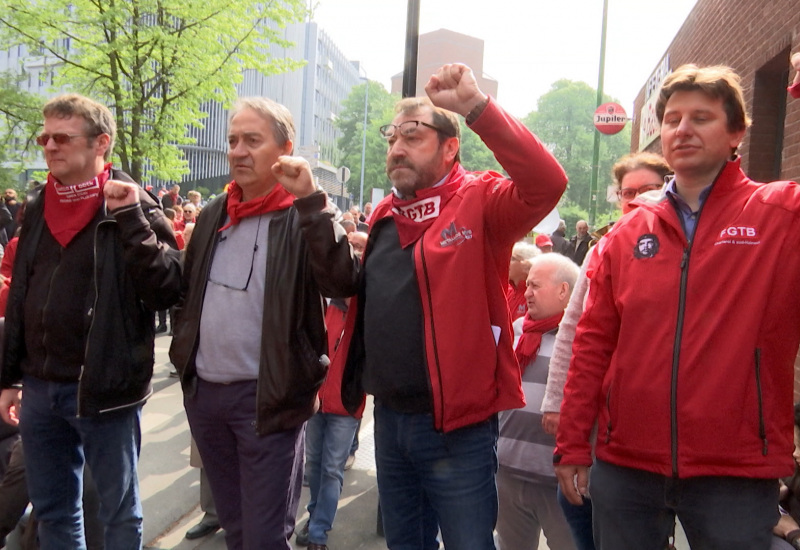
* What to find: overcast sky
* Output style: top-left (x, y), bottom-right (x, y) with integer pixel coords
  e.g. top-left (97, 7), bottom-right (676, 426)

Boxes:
top-left (311, 0), bottom-right (699, 119)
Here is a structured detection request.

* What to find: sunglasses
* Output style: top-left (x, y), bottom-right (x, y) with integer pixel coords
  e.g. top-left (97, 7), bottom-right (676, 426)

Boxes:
top-left (35, 133), bottom-right (93, 147)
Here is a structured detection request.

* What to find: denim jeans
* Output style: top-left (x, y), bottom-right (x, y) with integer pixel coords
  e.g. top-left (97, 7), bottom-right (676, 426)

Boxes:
top-left (374, 402), bottom-right (499, 550)
top-left (305, 412), bottom-right (359, 544)
top-left (19, 375), bottom-right (143, 550)
top-left (557, 483), bottom-right (595, 550)
top-left (590, 459), bottom-right (779, 550)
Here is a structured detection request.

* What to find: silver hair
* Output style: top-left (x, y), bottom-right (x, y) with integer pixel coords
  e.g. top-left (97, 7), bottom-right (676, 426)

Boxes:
top-left (529, 253), bottom-right (580, 292)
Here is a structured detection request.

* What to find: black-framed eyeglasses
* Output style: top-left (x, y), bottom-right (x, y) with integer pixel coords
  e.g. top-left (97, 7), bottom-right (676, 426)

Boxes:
top-left (207, 216), bottom-right (262, 292)
top-left (379, 120), bottom-right (444, 139)
top-left (35, 133), bottom-right (94, 147)
top-left (617, 183), bottom-right (662, 201)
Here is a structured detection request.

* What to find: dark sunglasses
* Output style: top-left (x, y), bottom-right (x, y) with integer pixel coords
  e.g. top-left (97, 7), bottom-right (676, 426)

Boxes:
top-left (35, 133), bottom-right (93, 147)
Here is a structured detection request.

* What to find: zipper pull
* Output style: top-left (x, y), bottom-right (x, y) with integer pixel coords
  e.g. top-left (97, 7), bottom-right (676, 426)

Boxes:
top-left (680, 247), bottom-right (689, 270)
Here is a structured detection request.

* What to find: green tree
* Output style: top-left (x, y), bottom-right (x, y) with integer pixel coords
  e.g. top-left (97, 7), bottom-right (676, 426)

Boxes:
top-left (524, 79), bottom-right (631, 225)
top-left (458, 119), bottom-right (502, 173)
top-left (335, 80), bottom-right (396, 205)
top-left (0, 0), bottom-right (307, 183)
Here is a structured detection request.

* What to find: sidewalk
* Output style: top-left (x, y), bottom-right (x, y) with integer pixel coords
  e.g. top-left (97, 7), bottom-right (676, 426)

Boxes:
top-left (139, 333), bottom-right (688, 549)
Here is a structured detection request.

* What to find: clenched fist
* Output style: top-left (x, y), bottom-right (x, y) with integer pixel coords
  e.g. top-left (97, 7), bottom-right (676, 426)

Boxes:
top-left (272, 156), bottom-right (316, 199)
top-left (104, 179), bottom-right (141, 210)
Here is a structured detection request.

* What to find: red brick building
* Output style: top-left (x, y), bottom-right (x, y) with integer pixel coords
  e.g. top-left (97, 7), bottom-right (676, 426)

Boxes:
top-left (631, 0), bottom-right (800, 399)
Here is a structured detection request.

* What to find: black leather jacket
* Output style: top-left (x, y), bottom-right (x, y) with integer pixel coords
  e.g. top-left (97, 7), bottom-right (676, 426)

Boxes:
top-left (168, 191), bottom-right (359, 435)
top-left (1, 171), bottom-right (182, 416)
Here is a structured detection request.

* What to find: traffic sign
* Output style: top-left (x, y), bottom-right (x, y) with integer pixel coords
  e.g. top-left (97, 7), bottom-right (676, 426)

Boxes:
top-left (594, 102), bottom-right (628, 135)
top-left (337, 166), bottom-right (351, 184)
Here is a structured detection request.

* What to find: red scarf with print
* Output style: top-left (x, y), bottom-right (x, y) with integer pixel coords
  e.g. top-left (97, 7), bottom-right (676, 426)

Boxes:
top-left (390, 164), bottom-right (464, 248)
top-left (219, 181), bottom-right (295, 232)
top-left (515, 312), bottom-right (563, 367)
top-left (44, 163), bottom-right (111, 247)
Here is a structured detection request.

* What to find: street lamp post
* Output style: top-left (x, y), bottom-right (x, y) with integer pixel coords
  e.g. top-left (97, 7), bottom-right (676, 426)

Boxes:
top-left (589, 0), bottom-right (609, 227)
top-left (359, 72), bottom-right (369, 209)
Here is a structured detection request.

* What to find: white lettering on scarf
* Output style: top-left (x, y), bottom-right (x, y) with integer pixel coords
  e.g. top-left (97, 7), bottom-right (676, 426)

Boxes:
top-left (392, 196), bottom-right (441, 223)
top-left (54, 177), bottom-right (101, 203)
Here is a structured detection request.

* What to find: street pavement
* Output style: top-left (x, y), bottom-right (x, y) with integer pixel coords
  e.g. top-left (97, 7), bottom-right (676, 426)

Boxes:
top-left (140, 332), bottom-right (688, 550)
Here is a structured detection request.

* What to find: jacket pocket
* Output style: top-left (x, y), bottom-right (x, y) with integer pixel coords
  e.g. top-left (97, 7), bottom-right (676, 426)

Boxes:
top-left (604, 384), bottom-right (614, 444)
top-left (754, 348), bottom-right (767, 456)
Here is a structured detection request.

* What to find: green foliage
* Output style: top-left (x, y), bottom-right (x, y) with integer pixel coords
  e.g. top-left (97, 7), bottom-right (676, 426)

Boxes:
top-left (524, 79), bottom-right (631, 226)
top-left (0, 0), bottom-right (307, 183)
top-left (458, 119), bottom-right (502, 173)
top-left (557, 203), bottom-right (589, 236)
top-left (335, 82), bottom-right (506, 205)
top-left (335, 80), bottom-right (396, 205)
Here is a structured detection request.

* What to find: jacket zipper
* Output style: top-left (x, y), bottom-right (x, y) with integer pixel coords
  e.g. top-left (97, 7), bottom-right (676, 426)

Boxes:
top-left (416, 232), bottom-right (445, 430)
top-left (668, 192), bottom-right (710, 477)
top-left (670, 245), bottom-right (690, 476)
top-left (754, 348), bottom-right (767, 455)
top-left (80, 216), bottom-right (113, 418)
top-left (604, 386), bottom-right (613, 443)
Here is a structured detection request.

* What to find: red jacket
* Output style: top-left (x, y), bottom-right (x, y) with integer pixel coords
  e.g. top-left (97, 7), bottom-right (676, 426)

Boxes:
top-left (319, 301), bottom-right (364, 418)
top-left (506, 280), bottom-right (527, 321)
top-left (340, 97), bottom-right (567, 433)
top-left (556, 159), bottom-right (800, 479)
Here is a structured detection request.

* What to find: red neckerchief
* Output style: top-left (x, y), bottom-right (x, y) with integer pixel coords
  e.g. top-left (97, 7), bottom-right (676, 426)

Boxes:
top-left (390, 163), bottom-right (464, 248)
top-left (44, 163), bottom-right (111, 247)
top-left (789, 81), bottom-right (800, 100)
top-left (515, 311), bottom-right (563, 367)
top-left (219, 181), bottom-right (295, 232)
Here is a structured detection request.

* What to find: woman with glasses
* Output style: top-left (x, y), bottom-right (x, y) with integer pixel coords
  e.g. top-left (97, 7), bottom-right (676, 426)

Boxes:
top-left (540, 152), bottom-right (671, 550)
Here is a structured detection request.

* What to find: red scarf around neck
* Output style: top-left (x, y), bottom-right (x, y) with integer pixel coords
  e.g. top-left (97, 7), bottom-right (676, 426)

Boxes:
top-left (219, 181), bottom-right (295, 232)
top-left (515, 311), bottom-right (563, 368)
top-left (44, 163), bottom-right (111, 247)
top-left (789, 81), bottom-right (800, 100)
top-left (390, 164), bottom-right (464, 248)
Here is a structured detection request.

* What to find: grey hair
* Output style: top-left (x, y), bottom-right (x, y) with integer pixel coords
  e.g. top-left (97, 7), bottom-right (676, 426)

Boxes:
top-left (512, 241), bottom-right (540, 262)
top-left (530, 253), bottom-right (580, 292)
top-left (228, 97), bottom-right (295, 149)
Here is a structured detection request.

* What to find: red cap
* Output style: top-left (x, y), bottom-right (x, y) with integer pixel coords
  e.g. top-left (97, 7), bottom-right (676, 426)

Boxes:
top-left (535, 234), bottom-right (553, 248)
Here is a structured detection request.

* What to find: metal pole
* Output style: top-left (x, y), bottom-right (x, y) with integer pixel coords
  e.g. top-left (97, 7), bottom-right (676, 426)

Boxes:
top-left (402, 0), bottom-right (420, 98)
top-left (589, 0), bottom-right (609, 227)
top-left (359, 76), bottom-right (369, 209)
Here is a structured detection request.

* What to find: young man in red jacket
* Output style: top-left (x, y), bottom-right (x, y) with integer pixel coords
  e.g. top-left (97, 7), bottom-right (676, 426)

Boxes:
top-left (555, 64), bottom-right (800, 549)
top-left (338, 63), bottom-right (567, 550)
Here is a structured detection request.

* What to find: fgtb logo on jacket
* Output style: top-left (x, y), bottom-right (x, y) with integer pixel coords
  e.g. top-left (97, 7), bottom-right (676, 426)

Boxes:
top-left (715, 226), bottom-right (760, 247)
top-left (439, 221), bottom-right (473, 247)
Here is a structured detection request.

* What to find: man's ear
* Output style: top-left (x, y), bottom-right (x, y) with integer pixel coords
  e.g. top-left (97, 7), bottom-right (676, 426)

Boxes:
top-left (443, 137), bottom-right (459, 165)
top-left (95, 133), bottom-right (111, 157)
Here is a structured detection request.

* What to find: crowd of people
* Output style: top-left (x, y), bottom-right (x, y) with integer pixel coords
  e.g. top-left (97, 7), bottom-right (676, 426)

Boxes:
top-left (0, 53), bottom-right (795, 550)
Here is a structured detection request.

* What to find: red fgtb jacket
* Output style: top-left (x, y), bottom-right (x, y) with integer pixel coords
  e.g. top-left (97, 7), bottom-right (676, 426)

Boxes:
top-left (338, 97), bottom-right (568, 433)
top-left (556, 159), bottom-right (800, 479)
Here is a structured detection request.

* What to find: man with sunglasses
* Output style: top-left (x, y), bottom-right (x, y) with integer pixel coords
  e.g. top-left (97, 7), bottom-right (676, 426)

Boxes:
top-left (337, 63), bottom-right (567, 550)
top-left (0, 93), bottom-right (182, 548)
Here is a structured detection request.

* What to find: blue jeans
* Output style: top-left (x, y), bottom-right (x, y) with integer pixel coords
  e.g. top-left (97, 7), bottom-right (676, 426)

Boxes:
top-left (590, 459), bottom-right (779, 550)
top-left (374, 402), bottom-right (498, 550)
top-left (557, 483), bottom-right (595, 550)
top-left (305, 412), bottom-right (359, 544)
top-left (19, 375), bottom-right (143, 550)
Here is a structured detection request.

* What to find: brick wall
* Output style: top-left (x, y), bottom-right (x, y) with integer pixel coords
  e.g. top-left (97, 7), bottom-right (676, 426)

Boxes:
top-left (630, 0), bottom-right (800, 401)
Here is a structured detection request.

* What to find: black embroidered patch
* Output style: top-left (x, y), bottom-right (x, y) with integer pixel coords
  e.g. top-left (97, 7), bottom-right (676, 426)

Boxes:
top-left (633, 234), bottom-right (659, 259)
